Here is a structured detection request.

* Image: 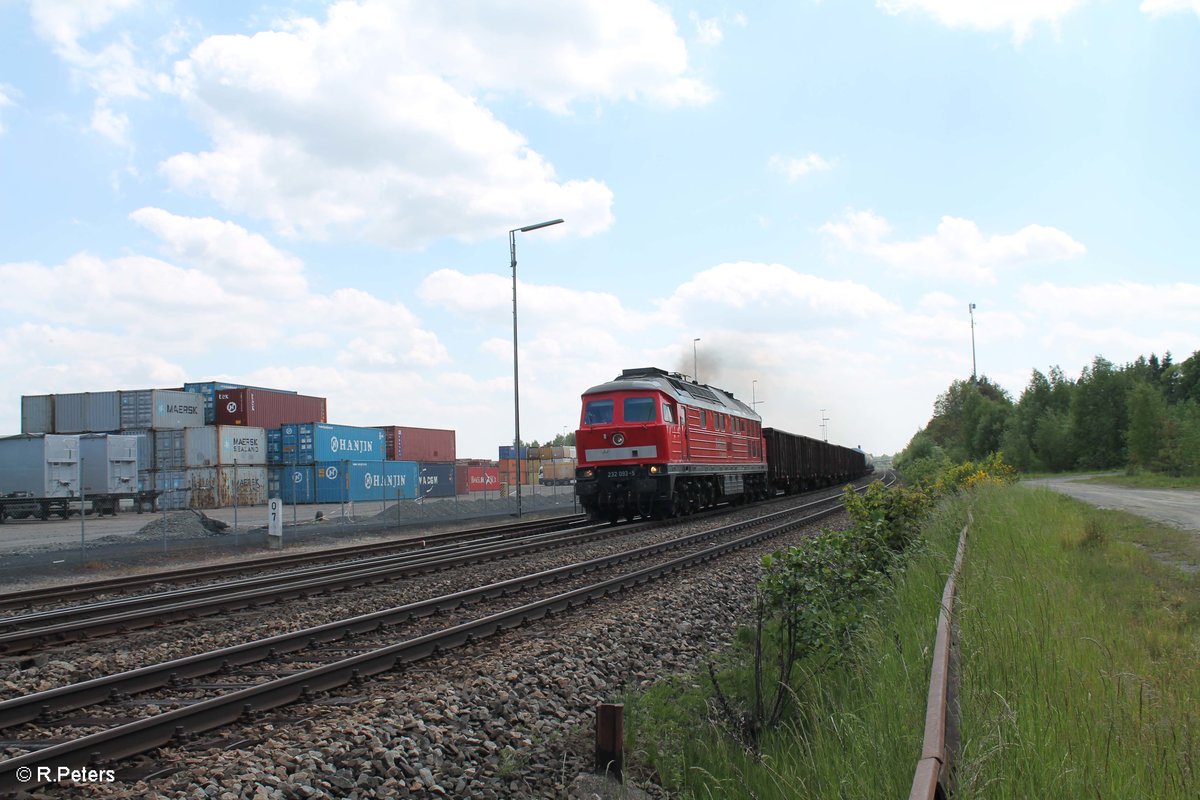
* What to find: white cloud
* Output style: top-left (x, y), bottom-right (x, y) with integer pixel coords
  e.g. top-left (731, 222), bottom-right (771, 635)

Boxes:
top-left (129, 207), bottom-right (308, 297)
top-left (876, 0), bottom-right (1090, 42)
top-left (154, 0), bottom-right (716, 246)
top-left (1140, 0), bottom-right (1200, 16)
top-left (30, 0), bottom-right (152, 145)
top-left (0, 212), bottom-right (447, 381)
top-left (768, 152), bottom-right (834, 181)
top-left (820, 210), bottom-right (1086, 282)
top-left (690, 12), bottom-right (724, 44)
top-left (1019, 280), bottom-right (1200, 321)
top-left (0, 84), bottom-right (15, 134)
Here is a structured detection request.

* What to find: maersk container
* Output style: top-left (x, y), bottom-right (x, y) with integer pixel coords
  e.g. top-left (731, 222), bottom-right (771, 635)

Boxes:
top-left (184, 381), bottom-right (298, 424)
top-left (417, 462), bottom-right (455, 498)
top-left (52, 391), bottom-right (121, 433)
top-left (378, 426), bottom-right (455, 462)
top-left (215, 388), bottom-right (327, 429)
top-left (120, 390), bottom-right (205, 430)
top-left (181, 425), bottom-right (268, 467)
top-left (0, 434), bottom-right (80, 498)
top-left (20, 395), bottom-right (54, 434)
top-left (314, 460), bottom-right (419, 503)
top-left (147, 469), bottom-right (190, 509)
top-left (185, 465), bottom-right (268, 509)
top-left (80, 434), bottom-right (139, 496)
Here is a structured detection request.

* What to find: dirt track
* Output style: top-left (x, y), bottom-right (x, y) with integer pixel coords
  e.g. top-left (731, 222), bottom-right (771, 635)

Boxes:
top-left (1024, 475), bottom-right (1200, 532)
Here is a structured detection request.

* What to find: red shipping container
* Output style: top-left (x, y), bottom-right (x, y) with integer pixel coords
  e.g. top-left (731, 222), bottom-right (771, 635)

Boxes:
top-left (467, 466), bottom-right (500, 492)
top-left (377, 425), bottom-right (456, 462)
top-left (215, 388), bottom-right (327, 429)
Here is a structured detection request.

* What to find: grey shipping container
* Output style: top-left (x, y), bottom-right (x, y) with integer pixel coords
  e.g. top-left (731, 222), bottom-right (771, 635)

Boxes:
top-left (120, 390), bottom-right (205, 429)
top-left (0, 434), bottom-right (81, 498)
top-left (167, 426), bottom-right (268, 467)
top-left (52, 391), bottom-right (121, 433)
top-left (80, 434), bottom-right (139, 495)
top-left (20, 395), bottom-right (54, 434)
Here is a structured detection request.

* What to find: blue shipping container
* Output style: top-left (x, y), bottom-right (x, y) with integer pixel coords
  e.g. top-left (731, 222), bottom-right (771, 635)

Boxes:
top-left (276, 423), bottom-right (385, 465)
top-left (498, 445), bottom-right (529, 460)
top-left (274, 464), bottom-right (316, 504)
top-left (314, 460), bottom-right (418, 503)
top-left (417, 462), bottom-right (456, 498)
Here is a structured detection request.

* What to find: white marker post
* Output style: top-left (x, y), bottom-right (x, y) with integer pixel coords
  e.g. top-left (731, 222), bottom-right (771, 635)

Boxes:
top-left (268, 497), bottom-right (283, 550)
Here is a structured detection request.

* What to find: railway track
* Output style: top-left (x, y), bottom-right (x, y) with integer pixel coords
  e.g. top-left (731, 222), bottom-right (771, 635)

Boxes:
top-left (0, 488), bottom-right (860, 792)
top-left (0, 514), bottom-right (589, 614)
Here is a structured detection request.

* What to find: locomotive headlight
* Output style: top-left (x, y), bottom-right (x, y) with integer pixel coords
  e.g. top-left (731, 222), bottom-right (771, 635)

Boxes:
top-left (582, 468), bottom-right (595, 478)
top-left (649, 465), bottom-right (660, 475)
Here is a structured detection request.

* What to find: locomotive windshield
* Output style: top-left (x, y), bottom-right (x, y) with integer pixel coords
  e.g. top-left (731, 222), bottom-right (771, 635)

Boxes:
top-left (583, 399), bottom-right (614, 425)
top-left (623, 397), bottom-right (656, 422)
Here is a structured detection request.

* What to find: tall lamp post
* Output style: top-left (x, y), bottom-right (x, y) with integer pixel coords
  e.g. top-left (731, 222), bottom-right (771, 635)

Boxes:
top-left (969, 302), bottom-right (978, 382)
top-left (693, 338), bottom-right (701, 382)
top-left (510, 218), bottom-right (563, 518)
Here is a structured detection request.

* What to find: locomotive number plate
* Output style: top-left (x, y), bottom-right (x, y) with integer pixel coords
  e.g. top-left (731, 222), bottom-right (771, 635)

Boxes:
top-left (607, 469), bottom-right (636, 479)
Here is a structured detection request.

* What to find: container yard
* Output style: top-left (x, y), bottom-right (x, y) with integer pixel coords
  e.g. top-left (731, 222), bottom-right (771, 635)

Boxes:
top-left (4, 383), bottom-right (572, 518)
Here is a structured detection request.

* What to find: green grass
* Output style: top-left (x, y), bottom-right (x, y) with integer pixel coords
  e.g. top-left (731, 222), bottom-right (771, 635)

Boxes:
top-left (955, 484), bottom-right (1200, 798)
top-left (620, 483), bottom-right (1200, 798)
top-left (621, 496), bottom-right (968, 797)
top-left (1083, 471), bottom-right (1200, 490)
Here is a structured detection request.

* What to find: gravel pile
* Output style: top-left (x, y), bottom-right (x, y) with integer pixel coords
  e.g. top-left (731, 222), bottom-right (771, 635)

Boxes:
top-left (11, 506), bottom-right (849, 799)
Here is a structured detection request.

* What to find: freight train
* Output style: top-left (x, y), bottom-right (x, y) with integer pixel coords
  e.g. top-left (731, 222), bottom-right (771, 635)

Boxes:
top-left (573, 367), bottom-right (873, 522)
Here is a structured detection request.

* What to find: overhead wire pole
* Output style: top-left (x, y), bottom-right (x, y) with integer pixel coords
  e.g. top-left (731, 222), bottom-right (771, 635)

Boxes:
top-left (752, 380), bottom-right (764, 412)
top-left (820, 409), bottom-right (829, 442)
top-left (510, 218), bottom-right (563, 519)
top-left (693, 338), bottom-right (701, 382)
top-left (969, 302), bottom-right (978, 382)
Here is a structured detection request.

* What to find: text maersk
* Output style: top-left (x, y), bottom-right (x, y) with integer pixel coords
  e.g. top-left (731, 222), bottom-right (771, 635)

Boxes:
top-left (164, 404), bottom-right (199, 415)
top-left (229, 438), bottom-right (261, 452)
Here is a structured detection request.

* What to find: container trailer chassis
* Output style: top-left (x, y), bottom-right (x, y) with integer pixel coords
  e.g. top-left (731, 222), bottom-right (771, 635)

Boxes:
top-left (0, 490), bottom-right (162, 522)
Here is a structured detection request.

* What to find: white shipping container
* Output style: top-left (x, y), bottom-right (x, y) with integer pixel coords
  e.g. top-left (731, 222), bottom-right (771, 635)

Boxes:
top-left (0, 434), bottom-right (80, 498)
top-left (80, 434), bottom-right (139, 495)
top-left (120, 390), bottom-right (205, 430)
top-left (182, 426), bottom-right (267, 467)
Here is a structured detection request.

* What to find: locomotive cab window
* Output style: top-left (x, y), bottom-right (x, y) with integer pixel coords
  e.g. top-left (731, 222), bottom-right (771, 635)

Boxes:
top-left (583, 399), bottom-right (614, 425)
top-left (623, 397), bottom-right (657, 422)
top-left (662, 403), bottom-right (676, 424)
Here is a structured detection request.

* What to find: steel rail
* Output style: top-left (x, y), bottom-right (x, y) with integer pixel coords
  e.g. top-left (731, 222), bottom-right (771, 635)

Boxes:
top-left (0, 519), bottom-right (656, 654)
top-left (0, 519), bottom-right (614, 633)
top-left (0, 514), bottom-right (588, 612)
top-left (0, 491), bottom-right (853, 792)
top-left (909, 509), bottom-right (970, 800)
top-left (0, 493), bottom-right (852, 730)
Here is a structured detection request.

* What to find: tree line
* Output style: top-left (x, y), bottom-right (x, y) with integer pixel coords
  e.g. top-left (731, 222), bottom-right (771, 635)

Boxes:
top-left (895, 350), bottom-right (1200, 479)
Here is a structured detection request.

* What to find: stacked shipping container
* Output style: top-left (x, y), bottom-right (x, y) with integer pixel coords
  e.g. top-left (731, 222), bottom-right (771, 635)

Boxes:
top-left (378, 425), bottom-right (456, 462)
top-left (216, 388), bottom-right (327, 429)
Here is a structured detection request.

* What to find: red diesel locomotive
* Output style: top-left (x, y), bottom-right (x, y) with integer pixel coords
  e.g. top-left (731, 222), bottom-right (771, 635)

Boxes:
top-left (573, 367), bottom-right (872, 522)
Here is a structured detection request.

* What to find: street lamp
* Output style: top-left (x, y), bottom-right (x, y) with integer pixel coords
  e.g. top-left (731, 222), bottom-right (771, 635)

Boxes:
top-left (510, 218), bottom-right (563, 518)
top-left (693, 338), bottom-right (701, 382)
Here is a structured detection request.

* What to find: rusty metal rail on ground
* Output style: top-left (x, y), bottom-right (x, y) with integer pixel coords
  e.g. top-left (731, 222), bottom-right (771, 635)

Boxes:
top-left (910, 509), bottom-right (971, 800)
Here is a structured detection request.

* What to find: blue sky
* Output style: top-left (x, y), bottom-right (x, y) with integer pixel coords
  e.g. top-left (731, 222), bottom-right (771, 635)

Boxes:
top-left (1, 0), bottom-right (1197, 460)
